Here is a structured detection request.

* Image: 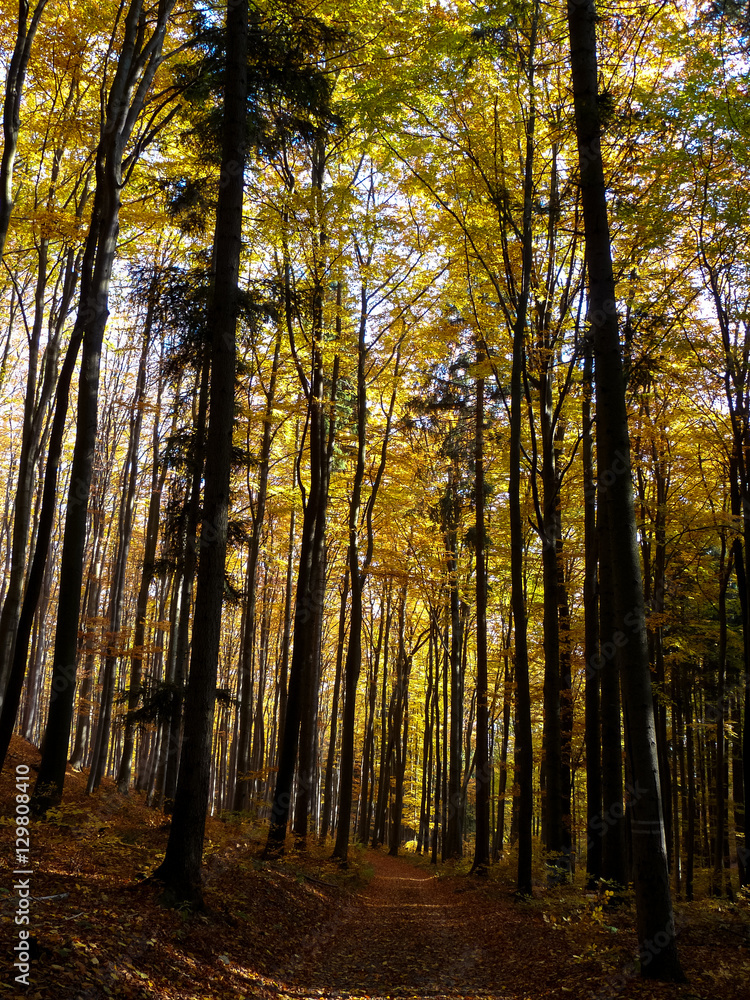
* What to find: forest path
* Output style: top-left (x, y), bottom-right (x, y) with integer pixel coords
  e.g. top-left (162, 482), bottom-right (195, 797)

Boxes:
top-left (282, 848), bottom-right (550, 1000)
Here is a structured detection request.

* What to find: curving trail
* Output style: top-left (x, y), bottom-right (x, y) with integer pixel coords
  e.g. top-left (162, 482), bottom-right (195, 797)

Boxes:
top-left (281, 849), bottom-right (552, 1000)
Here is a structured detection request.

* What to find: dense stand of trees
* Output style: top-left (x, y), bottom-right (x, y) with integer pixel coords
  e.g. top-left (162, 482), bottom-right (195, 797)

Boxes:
top-left (2, 0), bottom-right (750, 975)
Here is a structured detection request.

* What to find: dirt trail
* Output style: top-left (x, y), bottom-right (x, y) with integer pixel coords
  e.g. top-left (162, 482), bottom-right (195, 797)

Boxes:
top-left (281, 849), bottom-right (546, 1000)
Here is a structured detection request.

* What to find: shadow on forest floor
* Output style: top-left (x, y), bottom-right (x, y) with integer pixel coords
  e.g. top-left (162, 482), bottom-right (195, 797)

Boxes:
top-left (1, 736), bottom-right (748, 1000)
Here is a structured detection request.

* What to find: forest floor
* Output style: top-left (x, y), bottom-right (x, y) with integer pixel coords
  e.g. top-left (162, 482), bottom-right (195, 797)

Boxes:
top-left (1, 735), bottom-right (750, 1000)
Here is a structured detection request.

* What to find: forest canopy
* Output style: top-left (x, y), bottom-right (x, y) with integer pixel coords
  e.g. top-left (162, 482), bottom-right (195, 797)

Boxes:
top-left (1, 0), bottom-right (749, 987)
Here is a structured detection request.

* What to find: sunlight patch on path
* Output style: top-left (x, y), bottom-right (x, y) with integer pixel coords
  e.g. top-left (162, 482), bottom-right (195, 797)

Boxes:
top-left (362, 901), bottom-right (447, 908)
top-left (276, 991), bottom-right (503, 1000)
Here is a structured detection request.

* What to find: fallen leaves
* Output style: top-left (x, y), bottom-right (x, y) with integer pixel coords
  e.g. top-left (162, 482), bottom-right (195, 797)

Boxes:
top-left (1, 735), bottom-right (749, 1000)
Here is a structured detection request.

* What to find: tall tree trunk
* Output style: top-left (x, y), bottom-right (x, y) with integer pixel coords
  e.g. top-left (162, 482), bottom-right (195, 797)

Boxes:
top-left (444, 462), bottom-right (464, 860)
top-left (0, 239), bottom-right (48, 705)
top-left (582, 339), bottom-right (602, 886)
top-left (0, 244), bottom-right (80, 757)
top-left (684, 665), bottom-right (695, 902)
top-left (0, 0), bottom-right (49, 259)
top-left (371, 593), bottom-right (393, 848)
top-left (265, 307), bottom-right (328, 850)
top-left (70, 490), bottom-right (107, 770)
top-left (507, 0), bottom-right (537, 896)
top-left (566, 0), bottom-right (683, 977)
top-left (731, 692), bottom-right (746, 885)
top-left (494, 623), bottom-right (513, 860)
top-left (333, 311), bottom-right (399, 863)
top-left (418, 622), bottom-right (435, 854)
top-left (598, 492), bottom-right (627, 884)
top-left (162, 356), bottom-right (210, 810)
top-left (0, 132), bottom-right (80, 709)
top-left (117, 296), bottom-right (167, 791)
top-left (0, 322), bottom-right (82, 769)
top-left (539, 370), bottom-right (564, 873)
top-left (234, 325), bottom-right (283, 810)
top-left (20, 554), bottom-right (52, 743)
top-left (431, 621), bottom-right (442, 864)
top-left (270, 141), bottom-right (338, 850)
top-left (31, 0), bottom-right (176, 815)
top-left (152, 0), bottom-right (247, 905)
top-left (87, 325), bottom-right (151, 793)
top-left (321, 565), bottom-right (348, 840)
top-left (275, 496), bottom-right (296, 778)
top-left (357, 600), bottom-right (383, 845)
top-left (471, 361), bottom-right (490, 874)
top-left (713, 535), bottom-right (732, 896)
top-left (388, 591), bottom-right (411, 857)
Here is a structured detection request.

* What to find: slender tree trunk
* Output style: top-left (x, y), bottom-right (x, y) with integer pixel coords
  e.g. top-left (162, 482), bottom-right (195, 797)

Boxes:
top-left (472, 362), bottom-right (490, 874)
top-left (582, 340), bottom-right (602, 885)
top-left (88, 327), bottom-right (150, 793)
top-left (445, 467), bottom-right (464, 860)
top-left (540, 407), bottom-right (563, 871)
top-left (31, 0), bottom-right (176, 815)
top-left (0, 324), bottom-right (82, 769)
top-left (321, 566), bottom-right (348, 840)
top-left (598, 491), bottom-right (627, 884)
top-left (494, 627), bottom-right (513, 859)
top-left (714, 535), bottom-right (732, 896)
top-left (20, 555), bottom-right (52, 743)
top-left (265, 346), bottom-right (325, 849)
top-left (0, 240), bottom-right (47, 705)
top-left (70, 502), bottom-right (106, 770)
top-left (250, 577), bottom-right (271, 809)
top-left (418, 625), bottom-right (434, 853)
top-left (333, 319), bottom-right (399, 862)
top-left (566, 0), bottom-right (683, 976)
top-left (731, 692), bottom-right (746, 885)
top-left (332, 284), bottom-right (371, 863)
top-left (0, 248), bottom-right (81, 766)
top-left (357, 601), bottom-right (383, 844)
top-left (685, 666), bottom-right (695, 901)
top-left (0, 0), bottom-right (49, 259)
top-left (275, 499), bottom-right (296, 771)
top-left (152, 0), bottom-right (247, 904)
top-left (234, 326), bottom-right (283, 810)
top-left (431, 625), bottom-right (442, 864)
top-left (507, 2), bottom-right (537, 895)
top-left (388, 593), bottom-right (410, 857)
top-left (270, 151), bottom-right (338, 848)
top-left (155, 350), bottom-right (210, 810)
top-left (117, 298), bottom-right (167, 791)
top-left (372, 597), bottom-right (393, 848)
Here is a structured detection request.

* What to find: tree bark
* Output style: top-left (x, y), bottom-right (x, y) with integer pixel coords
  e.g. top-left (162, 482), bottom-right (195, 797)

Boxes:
top-left (234, 326), bottom-right (283, 811)
top-left (117, 292), bottom-right (167, 791)
top-left (87, 325), bottom-right (151, 793)
top-left (507, 1), bottom-right (537, 896)
top-left (0, 0), bottom-right (49, 259)
top-left (0, 249), bottom-right (82, 765)
top-left (471, 361), bottom-right (490, 874)
top-left (357, 598), bottom-right (384, 845)
top-left (582, 339), bottom-right (602, 886)
top-left (31, 0), bottom-right (176, 816)
top-left (333, 310), bottom-right (399, 863)
top-left (566, 0), bottom-right (684, 977)
top-left (444, 460), bottom-right (464, 861)
top-left (321, 565), bottom-right (348, 840)
top-left (152, 0), bottom-right (247, 905)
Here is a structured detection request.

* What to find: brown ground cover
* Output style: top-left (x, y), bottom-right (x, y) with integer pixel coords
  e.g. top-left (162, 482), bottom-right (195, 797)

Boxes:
top-left (1, 736), bottom-right (749, 1000)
